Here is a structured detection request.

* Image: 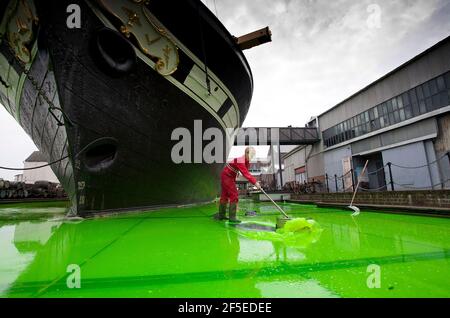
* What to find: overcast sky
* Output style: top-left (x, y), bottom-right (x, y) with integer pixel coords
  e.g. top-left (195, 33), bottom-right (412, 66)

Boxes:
top-left (1, 0), bottom-right (450, 180)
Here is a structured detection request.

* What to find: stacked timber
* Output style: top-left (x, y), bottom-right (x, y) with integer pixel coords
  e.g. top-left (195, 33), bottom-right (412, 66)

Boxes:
top-left (0, 179), bottom-right (67, 200)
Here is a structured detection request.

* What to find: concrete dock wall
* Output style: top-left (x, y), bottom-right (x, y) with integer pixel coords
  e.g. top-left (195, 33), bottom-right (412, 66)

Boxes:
top-left (291, 190), bottom-right (450, 209)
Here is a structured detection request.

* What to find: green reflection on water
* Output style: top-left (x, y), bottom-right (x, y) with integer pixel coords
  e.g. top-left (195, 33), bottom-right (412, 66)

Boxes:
top-left (0, 200), bottom-right (449, 298)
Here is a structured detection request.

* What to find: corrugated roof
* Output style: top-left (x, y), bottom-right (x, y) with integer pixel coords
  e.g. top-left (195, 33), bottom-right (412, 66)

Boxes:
top-left (25, 151), bottom-right (47, 162)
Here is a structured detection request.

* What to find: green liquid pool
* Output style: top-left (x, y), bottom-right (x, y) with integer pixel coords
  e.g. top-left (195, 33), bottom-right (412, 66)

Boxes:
top-left (0, 200), bottom-right (449, 298)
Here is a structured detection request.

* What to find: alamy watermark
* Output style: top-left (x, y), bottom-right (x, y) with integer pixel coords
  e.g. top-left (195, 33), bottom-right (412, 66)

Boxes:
top-left (171, 120), bottom-right (282, 164)
top-left (66, 264), bottom-right (81, 289)
top-left (366, 264), bottom-right (381, 289)
top-left (367, 4), bottom-right (382, 29)
top-left (66, 4), bottom-right (81, 29)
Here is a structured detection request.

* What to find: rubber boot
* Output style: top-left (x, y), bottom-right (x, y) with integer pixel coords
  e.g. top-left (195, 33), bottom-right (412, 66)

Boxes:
top-left (213, 203), bottom-right (228, 220)
top-left (228, 203), bottom-right (241, 224)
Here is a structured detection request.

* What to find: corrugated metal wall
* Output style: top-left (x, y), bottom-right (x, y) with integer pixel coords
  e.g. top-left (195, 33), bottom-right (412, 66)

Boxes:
top-left (381, 141), bottom-right (438, 190)
top-left (351, 118), bottom-right (438, 155)
top-left (324, 146), bottom-right (352, 192)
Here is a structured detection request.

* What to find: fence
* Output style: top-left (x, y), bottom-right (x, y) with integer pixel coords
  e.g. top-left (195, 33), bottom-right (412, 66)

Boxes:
top-left (290, 190), bottom-right (450, 210)
top-left (324, 151), bottom-right (450, 193)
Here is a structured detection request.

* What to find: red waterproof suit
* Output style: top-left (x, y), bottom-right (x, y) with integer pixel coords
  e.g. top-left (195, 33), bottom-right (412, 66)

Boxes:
top-left (220, 155), bottom-right (257, 204)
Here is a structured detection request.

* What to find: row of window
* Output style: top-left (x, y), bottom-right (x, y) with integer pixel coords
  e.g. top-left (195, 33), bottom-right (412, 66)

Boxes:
top-left (323, 71), bottom-right (450, 148)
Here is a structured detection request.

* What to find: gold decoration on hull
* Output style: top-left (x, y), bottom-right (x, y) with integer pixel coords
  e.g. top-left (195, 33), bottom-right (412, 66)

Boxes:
top-left (4, 0), bottom-right (39, 64)
top-left (97, 0), bottom-right (179, 76)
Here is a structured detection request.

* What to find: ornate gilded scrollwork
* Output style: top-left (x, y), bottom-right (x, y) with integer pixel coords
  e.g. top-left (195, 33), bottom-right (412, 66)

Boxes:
top-left (5, 0), bottom-right (39, 64)
top-left (97, 0), bottom-right (179, 76)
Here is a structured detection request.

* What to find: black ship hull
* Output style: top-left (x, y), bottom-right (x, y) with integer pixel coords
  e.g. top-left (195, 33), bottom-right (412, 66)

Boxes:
top-left (0, 0), bottom-right (253, 215)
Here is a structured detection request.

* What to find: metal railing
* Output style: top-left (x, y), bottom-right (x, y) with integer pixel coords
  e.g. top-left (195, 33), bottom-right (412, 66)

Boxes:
top-left (234, 127), bottom-right (320, 146)
top-left (324, 152), bottom-right (450, 192)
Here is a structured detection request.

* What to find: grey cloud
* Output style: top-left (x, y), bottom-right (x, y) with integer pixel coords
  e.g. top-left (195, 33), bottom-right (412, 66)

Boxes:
top-left (203, 0), bottom-right (450, 127)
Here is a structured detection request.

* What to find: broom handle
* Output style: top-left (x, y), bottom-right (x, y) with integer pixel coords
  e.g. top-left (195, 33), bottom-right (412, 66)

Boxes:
top-left (259, 187), bottom-right (290, 218)
top-left (350, 160), bottom-right (369, 207)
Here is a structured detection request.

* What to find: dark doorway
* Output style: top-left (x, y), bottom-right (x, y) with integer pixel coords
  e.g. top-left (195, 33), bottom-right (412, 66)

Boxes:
top-left (352, 152), bottom-right (386, 191)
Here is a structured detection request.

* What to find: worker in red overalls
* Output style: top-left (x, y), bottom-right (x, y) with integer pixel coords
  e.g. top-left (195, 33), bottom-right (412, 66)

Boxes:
top-left (214, 147), bottom-right (261, 223)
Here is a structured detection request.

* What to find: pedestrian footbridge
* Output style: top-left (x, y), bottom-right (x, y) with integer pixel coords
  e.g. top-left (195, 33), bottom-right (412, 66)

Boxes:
top-left (234, 127), bottom-right (320, 146)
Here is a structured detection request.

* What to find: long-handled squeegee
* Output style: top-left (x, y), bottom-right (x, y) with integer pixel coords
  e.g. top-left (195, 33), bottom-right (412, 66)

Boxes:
top-left (349, 160), bottom-right (369, 217)
top-left (259, 187), bottom-right (292, 229)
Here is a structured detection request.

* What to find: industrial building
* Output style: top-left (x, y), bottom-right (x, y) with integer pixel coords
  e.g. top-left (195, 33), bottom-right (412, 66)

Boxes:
top-left (14, 151), bottom-right (60, 184)
top-left (283, 36), bottom-right (450, 192)
top-left (235, 145), bottom-right (297, 191)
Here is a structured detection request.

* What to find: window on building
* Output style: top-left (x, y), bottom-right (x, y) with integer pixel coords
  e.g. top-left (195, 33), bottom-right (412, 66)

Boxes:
top-left (402, 92), bottom-right (410, 106)
top-left (322, 71), bottom-right (450, 148)
top-left (437, 75), bottom-right (446, 91)
top-left (371, 118), bottom-right (380, 130)
top-left (404, 105), bottom-right (413, 119)
top-left (432, 94), bottom-right (440, 110)
top-left (381, 102), bottom-right (388, 114)
top-left (425, 97), bottom-right (433, 112)
top-left (386, 100), bottom-right (393, 113)
top-left (423, 82), bottom-right (431, 97)
top-left (416, 85), bottom-right (424, 100)
top-left (399, 108), bottom-right (405, 121)
top-left (409, 89), bottom-right (417, 103)
top-left (419, 99), bottom-right (427, 114)
top-left (445, 73), bottom-right (450, 88)
top-left (430, 79), bottom-right (438, 95)
top-left (388, 112), bottom-right (395, 124)
top-left (392, 97), bottom-right (398, 111)
top-left (379, 116), bottom-right (385, 128)
top-left (397, 96), bottom-right (404, 109)
top-left (440, 91), bottom-right (449, 106)
top-left (393, 110), bottom-right (400, 123)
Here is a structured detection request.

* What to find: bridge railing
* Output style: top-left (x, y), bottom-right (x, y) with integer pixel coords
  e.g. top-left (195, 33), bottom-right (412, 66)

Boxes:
top-left (234, 127), bottom-right (320, 146)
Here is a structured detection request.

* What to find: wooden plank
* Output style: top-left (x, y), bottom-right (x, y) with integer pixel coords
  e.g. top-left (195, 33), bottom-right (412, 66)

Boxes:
top-left (236, 27), bottom-right (272, 50)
